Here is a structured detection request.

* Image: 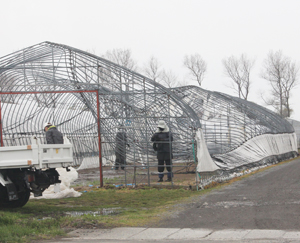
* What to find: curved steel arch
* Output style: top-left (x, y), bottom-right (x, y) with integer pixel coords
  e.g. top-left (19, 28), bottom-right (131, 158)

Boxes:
top-left (0, 42), bottom-right (200, 167)
top-left (0, 41), bottom-right (296, 171)
top-left (171, 85), bottom-right (294, 153)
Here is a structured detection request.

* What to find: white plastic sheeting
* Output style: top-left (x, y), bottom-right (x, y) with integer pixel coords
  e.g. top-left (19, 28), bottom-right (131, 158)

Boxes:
top-left (77, 157), bottom-right (109, 170)
top-left (195, 128), bottom-right (220, 172)
top-left (30, 167), bottom-right (82, 200)
top-left (287, 118), bottom-right (300, 148)
top-left (213, 133), bottom-right (298, 170)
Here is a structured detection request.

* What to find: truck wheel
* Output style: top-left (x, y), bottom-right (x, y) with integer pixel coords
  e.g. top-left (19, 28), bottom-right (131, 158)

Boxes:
top-left (0, 184), bottom-right (31, 208)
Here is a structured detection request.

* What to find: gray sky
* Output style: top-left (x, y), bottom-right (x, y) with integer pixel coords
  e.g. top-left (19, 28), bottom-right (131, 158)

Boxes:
top-left (1, 0), bottom-right (300, 119)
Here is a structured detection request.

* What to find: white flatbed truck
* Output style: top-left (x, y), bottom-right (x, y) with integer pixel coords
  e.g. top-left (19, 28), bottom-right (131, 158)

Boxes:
top-left (0, 137), bottom-right (74, 208)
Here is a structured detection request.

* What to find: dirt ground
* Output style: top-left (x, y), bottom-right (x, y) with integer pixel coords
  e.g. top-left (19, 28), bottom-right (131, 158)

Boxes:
top-left (72, 162), bottom-right (199, 190)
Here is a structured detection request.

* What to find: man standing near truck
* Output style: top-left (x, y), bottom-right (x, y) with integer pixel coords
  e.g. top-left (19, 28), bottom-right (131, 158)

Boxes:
top-left (44, 122), bottom-right (64, 144)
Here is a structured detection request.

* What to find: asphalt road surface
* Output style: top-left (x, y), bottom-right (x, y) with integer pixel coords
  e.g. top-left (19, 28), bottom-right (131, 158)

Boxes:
top-left (43, 157), bottom-right (300, 242)
top-left (158, 157), bottom-right (300, 230)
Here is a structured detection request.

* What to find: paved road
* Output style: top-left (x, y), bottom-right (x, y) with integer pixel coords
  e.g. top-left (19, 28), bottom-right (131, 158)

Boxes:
top-left (158, 157), bottom-right (300, 230)
top-left (43, 157), bottom-right (300, 242)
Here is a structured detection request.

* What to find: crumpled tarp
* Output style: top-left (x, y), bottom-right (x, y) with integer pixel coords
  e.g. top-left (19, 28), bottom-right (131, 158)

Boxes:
top-left (77, 156), bottom-right (109, 170)
top-left (195, 129), bottom-right (297, 172)
top-left (213, 133), bottom-right (298, 170)
top-left (195, 128), bottom-right (220, 172)
top-left (30, 167), bottom-right (82, 200)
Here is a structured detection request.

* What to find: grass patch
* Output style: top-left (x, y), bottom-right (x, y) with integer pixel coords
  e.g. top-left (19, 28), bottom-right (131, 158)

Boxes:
top-left (0, 187), bottom-right (199, 242)
top-left (0, 211), bottom-right (64, 243)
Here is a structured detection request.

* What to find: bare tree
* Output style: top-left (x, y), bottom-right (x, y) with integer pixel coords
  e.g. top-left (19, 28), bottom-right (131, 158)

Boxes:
top-left (143, 56), bottom-right (162, 82)
top-left (143, 57), bottom-right (184, 88)
top-left (160, 69), bottom-right (179, 88)
top-left (183, 54), bottom-right (207, 86)
top-left (102, 48), bottom-right (139, 122)
top-left (104, 48), bottom-right (137, 71)
top-left (261, 50), bottom-right (299, 118)
top-left (103, 48), bottom-right (137, 92)
top-left (222, 54), bottom-right (255, 100)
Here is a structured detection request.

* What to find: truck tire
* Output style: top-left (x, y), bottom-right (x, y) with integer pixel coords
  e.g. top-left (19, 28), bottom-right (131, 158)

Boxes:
top-left (0, 184), bottom-right (30, 208)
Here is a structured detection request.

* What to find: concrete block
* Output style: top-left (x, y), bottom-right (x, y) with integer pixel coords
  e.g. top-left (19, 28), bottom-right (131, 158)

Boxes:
top-left (282, 231), bottom-right (300, 239)
top-left (167, 228), bottom-right (212, 239)
top-left (129, 228), bottom-right (180, 240)
top-left (244, 229), bottom-right (285, 239)
top-left (207, 229), bottom-right (250, 240)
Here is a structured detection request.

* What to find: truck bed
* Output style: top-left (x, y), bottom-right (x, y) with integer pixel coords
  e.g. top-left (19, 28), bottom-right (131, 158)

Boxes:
top-left (0, 137), bottom-right (74, 169)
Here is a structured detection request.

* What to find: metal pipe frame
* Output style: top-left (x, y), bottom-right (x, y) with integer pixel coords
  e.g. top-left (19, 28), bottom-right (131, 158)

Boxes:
top-left (0, 41), bottom-right (295, 176)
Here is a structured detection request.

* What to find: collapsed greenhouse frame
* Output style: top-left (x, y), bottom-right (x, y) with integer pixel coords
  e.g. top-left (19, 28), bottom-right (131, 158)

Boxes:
top-left (0, 41), bottom-right (297, 187)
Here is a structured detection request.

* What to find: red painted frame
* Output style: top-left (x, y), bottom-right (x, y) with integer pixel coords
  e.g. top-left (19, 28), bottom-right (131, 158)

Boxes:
top-left (0, 90), bottom-right (104, 187)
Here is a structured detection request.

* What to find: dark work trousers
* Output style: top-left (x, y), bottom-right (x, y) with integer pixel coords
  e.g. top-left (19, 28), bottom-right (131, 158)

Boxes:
top-left (157, 153), bottom-right (173, 179)
top-left (115, 152), bottom-right (126, 170)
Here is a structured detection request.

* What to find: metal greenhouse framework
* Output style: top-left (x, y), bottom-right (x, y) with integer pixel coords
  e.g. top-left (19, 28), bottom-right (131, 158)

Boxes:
top-left (0, 42), bottom-right (297, 186)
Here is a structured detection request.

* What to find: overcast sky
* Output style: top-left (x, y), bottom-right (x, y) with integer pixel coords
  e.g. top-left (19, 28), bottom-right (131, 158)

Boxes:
top-left (1, 0), bottom-right (300, 119)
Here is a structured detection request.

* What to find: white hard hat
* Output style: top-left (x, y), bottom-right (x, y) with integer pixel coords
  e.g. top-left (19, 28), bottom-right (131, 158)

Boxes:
top-left (157, 120), bottom-right (166, 129)
top-left (44, 122), bottom-right (52, 128)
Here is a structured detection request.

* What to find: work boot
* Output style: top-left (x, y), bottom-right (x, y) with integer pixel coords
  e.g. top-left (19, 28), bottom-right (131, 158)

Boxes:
top-left (158, 173), bottom-right (164, 182)
top-left (166, 178), bottom-right (172, 182)
top-left (167, 172), bottom-right (173, 178)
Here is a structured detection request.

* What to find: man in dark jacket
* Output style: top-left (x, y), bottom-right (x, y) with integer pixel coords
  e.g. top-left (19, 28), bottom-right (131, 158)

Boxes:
top-left (44, 122), bottom-right (64, 144)
top-left (114, 128), bottom-right (129, 170)
top-left (151, 120), bottom-right (173, 182)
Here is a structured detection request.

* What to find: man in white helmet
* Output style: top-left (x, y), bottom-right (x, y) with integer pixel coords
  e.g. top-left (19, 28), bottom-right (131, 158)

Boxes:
top-left (44, 122), bottom-right (64, 144)
top-left (151, 120), bottom-right (173, 182)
